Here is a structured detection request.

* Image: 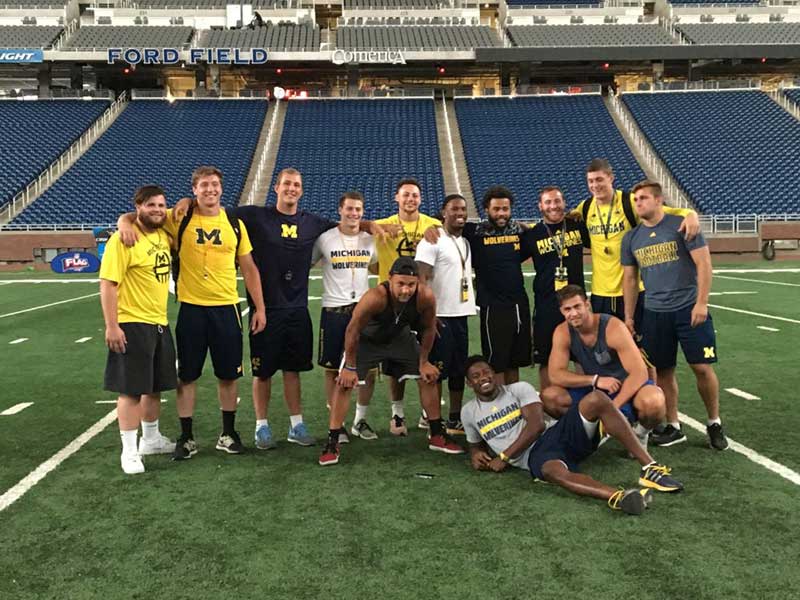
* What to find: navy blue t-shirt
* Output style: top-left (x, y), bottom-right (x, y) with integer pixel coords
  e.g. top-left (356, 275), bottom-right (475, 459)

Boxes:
top-left (520, 219), bottom-right (587, 304)
top-left (464, 220), bottom-right (528, 307)
top-left (235, 206), bottom-right (336, 309)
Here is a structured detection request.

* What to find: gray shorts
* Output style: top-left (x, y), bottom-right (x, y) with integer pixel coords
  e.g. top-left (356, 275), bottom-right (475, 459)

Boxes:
top-left (104, 322), bottom-right (177, 397)
top-left (356, 329), bottom-right (420, 382)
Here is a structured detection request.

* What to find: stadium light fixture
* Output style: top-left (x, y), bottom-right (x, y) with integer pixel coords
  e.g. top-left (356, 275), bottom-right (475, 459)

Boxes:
top-left (273, 86), bottom-right (286, 100)
top-left (602, 62), bottom-right (610, 70)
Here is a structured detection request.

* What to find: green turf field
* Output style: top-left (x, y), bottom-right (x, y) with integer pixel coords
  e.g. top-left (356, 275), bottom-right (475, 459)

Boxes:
top-left (1, 263), bottom-right (799, 600)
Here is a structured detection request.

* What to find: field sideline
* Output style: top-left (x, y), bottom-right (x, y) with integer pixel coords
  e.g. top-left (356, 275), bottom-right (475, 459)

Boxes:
top-left (1, 262), bottom-right (799, 600)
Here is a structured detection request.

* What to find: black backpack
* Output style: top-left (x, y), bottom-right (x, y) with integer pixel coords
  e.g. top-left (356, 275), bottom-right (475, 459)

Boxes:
top-left (171, 205), bottom-right (241, 300)
top-left (581, 189), bottom-right (637, 231)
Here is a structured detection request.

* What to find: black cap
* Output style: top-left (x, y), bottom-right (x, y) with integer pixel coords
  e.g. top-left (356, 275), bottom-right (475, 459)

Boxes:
top-left (389, 256), bottom-right (418, 277)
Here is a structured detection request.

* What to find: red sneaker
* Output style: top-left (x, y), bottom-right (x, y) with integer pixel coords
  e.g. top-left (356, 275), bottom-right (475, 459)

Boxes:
top-left (319, 441), bottom-right (340, 466)
top-left (428, 434), bottom-right (464, 455)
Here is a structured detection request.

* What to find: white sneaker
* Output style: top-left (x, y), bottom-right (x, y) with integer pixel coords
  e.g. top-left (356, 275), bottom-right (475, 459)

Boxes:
top-left (138, 434), bottom-right (174, 455)
top-left (121, 452), bottom-right (145, 475)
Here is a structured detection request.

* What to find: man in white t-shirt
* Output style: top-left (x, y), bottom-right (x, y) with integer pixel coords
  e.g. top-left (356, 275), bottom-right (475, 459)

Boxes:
top-left (312, 191), bottom-right (379, 441)
top-left (415, 193), bottom-right (477, 435)
top-left (461, 356), bottom-right (684, 515)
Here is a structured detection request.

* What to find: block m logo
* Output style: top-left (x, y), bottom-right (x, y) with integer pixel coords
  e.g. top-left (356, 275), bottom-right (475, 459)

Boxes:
top-left (281, 224), bottom-right (298, 239)
top-left (195, 228), bottom-right (222, 245)
top-left (703, 347), bottom-right (716, 359)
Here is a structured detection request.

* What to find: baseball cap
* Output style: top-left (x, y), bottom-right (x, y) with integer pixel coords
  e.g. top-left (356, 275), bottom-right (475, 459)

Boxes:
top-left (389, 256), bottom-right (418, 277)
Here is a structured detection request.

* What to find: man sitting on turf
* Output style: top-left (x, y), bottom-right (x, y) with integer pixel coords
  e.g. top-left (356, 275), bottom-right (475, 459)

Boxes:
top-left (461, 356), bottom-right (683, 515)
top-left (319, 257), bottom-right (464, 465)
top-left (541, 284), bottom-right (666, 451)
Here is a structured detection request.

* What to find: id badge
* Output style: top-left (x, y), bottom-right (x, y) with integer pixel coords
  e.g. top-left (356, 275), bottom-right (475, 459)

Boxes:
top-left (460, 277), bottom-right (469, 303)
top-left (554, 266), bottom-right (568, 291)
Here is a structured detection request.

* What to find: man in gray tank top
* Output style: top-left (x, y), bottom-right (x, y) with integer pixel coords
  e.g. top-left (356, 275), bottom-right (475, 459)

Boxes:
top-left (461, 356), bottom-right (683, 515)
top-left (541, 285), bottom-right (667, 451)
top-left (621, 180), bottom-right (728, 451)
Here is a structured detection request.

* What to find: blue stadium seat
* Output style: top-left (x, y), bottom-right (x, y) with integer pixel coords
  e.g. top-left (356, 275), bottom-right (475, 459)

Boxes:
top-left (0, 100), bottom-right (109, 210)
top-left (455, 95), bottom-right (644, 220)
top-left (622, 91), bottom-right (800, 215)
top-left (13, 100), bottom-right (267, 224)
top-left (269, 99), bottom-right (445, 220)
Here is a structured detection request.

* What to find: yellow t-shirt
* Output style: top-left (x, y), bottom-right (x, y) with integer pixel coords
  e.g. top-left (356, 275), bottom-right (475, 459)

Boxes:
top-left (574, 190), bottom-right (691, 297)
top-left (374, 213), bottom-right (441, 283)
top-left (162, 207), bottom-right (253, 306)
top-left (99, 230), bottom-right (171, 325)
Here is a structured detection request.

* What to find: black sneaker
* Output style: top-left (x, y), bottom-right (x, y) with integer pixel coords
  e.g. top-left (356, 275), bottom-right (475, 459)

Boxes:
top-left (650, 424), bottom-right (687, 447)
top-left (707, 423), bottom-right (729, 451)
top-left (215, 431), bottom-right (245, 454)
top-left (172, 437), bottom-right (198, 461)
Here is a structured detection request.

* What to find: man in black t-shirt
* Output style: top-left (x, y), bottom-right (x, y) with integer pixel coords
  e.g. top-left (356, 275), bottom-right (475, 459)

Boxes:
top-left (520, 186), bottom-right (588, 390)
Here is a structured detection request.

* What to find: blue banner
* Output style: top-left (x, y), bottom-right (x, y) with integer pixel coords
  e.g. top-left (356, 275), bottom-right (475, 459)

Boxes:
top-left (0, 49), bottom-right (44, 63)
top-left (51, 251), bottom-right (101, 274)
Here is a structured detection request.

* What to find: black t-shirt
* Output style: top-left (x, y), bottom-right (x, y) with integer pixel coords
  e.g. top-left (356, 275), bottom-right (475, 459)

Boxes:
top-left (235, 206), bottom-right (336, 309)
top-left (520, 219), bottom-right (587, 306)
top-left (463, 220), bottom-right (528, 307)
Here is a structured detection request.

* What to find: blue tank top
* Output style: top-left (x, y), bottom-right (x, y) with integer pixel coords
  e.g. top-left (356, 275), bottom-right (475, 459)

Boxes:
top-left (568, 314), bottom-right (628, 380)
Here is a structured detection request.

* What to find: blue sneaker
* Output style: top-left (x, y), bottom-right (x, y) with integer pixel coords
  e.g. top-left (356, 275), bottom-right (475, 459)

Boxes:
top-left (255, 424), bottom-right (276, 450)
top-left (287, 423), bottom-right (316, 446)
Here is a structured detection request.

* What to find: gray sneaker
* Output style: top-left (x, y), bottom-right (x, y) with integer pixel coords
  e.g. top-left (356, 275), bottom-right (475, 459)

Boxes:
top-left (351, 419), bottom-right (378, 440)
top-left (287, 423), bottom-right (316, 446)
top-left (255, 424), bottom-right (277, 450)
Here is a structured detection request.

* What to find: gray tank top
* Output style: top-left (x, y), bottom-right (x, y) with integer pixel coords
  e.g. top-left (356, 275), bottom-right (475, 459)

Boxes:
top-left (568, 314), bottom-right (628, 380)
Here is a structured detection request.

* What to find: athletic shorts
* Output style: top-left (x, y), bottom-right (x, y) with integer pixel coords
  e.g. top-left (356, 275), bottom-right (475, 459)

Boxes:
top-left (479, 303), bottom-right (532, 372)
top-left (640, 305), bottom-right (718, 370)
top-left (104, 322), bottom-right (177, 396)
top-left (318, 305), bottom-right (356, 370)
top-left (429, 316), bottom-right (469, 391)
top-left (532, 298), bottom-right (564, 366)
top-left (251, 307), bottom-right (313, 378)
top-left (591, 292), bottom-right (644, 343)
top-left (176, 303), bottom-right (243, 382)
top-left (356, 329), bottom-right (420, 382)
top-left (527, 402), bottom-right (600, 480)
top-left (567, 378), bottom-right (656, 424)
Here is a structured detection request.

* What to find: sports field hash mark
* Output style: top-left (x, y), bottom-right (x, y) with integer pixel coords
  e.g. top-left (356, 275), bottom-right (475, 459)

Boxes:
top-left (725, 388), bottom-right (761, 401)
top-left (74, 337), bottom-right (92, 343)
top-left (0, 402), bottom-right (34, 416)
top-left (9, 338), bottom-right (29, 344)
top-left (757, 326), bottom-right (780, 332)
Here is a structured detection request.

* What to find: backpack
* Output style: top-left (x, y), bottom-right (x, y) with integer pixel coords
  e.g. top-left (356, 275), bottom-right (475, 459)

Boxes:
top-left (581, 189), bottom-right (637, 231)
top-left (171, 205), bottom-right (241, 300)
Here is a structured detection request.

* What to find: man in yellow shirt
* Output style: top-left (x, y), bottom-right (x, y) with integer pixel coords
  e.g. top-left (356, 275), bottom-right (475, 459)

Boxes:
top-left (574, 158), bottom-right (700, 332)
top-left (100, 185), bottom-right (176, 474)
top-left (374, 178), bottom-right (441, 435)
top-left (118, 166), bottom-right (267, 460)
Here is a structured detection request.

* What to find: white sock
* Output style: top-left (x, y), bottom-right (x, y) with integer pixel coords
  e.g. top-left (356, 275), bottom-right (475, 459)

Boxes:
top-left (141, 419), bottom-right (159, 441)
top-left (289, 414), bottom-right (303, 428)
top-left (707, 417), bottom-right (721, 426)
top-left (391, 402), bottom-right (405, 418)
top-left (256, 419), bottom-right (268, 432)
top-left (120, 430), bottom-right (138, 455)
top-left (633, 422), bottom-right (651, 436)
top-left (355, 403), bottom-right (368, 423)
top-left (669, 421), bottom-right (681, 430)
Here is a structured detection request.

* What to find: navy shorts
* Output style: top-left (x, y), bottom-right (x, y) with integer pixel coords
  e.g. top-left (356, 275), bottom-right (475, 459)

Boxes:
top-left (527, 402), bottom-right (600, 480)
top-left (429, 316), bottom-right (469, 391)
top-left (104, 323), bottom-right (177, 396)
top-left (591, 292), bottom-right (644, 344)
top-left (251, 307), bottom-right (314, 378)
top-left (532, 298), bottom-right (564, 366)
top-left (567, 378), bottom-right (656, 423)
top-left (640, 305), bottom-right (718, 370)
top-left (318, 305), bottom-right (355, 370)
top-left (479, 303), bottom-right (531, 372)
top-left (176, 303), bottom-right (243, 382)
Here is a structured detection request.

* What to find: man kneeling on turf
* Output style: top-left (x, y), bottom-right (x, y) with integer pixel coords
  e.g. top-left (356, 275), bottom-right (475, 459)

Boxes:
top-left (461, 356), bottom-right (683, 515)
top-left (320, 257), bottom-right (464, 465)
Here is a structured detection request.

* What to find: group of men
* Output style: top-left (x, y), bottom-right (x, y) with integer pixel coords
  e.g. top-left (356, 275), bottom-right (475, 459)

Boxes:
top-left (100, 158), bottom-right (727, 515)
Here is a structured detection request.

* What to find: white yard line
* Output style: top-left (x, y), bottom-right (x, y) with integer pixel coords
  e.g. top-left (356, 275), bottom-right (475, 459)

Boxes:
top-left (0, 408), bottom-right (118, 512)
top-left (75, 337), bottom-right (92, 344)
top-left (1, 402), bottom-right (34, 416)
top-left (679, 412), bottom-right (800, 486)
top-left (714, 275), bottom-right (800, 288)
top-left (0, 292), bottom-right (100, 319)
top-left (757, 326), bottom-right (780, 332)
top-left (708, 304), bottom-right (800, 325)
top-left (0, 279), bottom-right (99, 284)
top-left (725, 388), bottom-right (761, 401)
top-left (9, 338), bottom-right (29, 344)
top-left (708, 291), bottom-right (757, 296)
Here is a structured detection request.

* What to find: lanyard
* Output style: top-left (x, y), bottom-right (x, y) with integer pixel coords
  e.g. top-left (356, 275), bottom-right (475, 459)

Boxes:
top-left (444, 230), bottom-right (469, 276)
top-left (338, 228), bottom-right (359, 300)
top-left (593, 192), bottom-right (617, 241)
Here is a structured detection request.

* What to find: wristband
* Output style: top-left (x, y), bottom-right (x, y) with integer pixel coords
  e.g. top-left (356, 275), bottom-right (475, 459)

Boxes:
top-left (499, 451), bottom-right (510, 463)
top-left (592, 374), bottom-right (599, 389)
top-left (343, 365), bottom-right (357, 372)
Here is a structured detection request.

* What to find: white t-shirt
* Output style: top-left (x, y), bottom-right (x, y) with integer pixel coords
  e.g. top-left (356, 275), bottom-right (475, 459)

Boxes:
top-left (415, 228), bottom-right (477, 317)
top-left (312, 228), bottom-right (377, 308)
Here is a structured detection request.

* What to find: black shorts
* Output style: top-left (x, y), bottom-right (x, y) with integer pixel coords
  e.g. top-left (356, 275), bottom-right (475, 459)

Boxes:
top-left (527, 402), bottom-right (600, 480)
top-left (251, 307), bottom-right (313, 378)
top-left (429, 316), bottom-right (469, 391)
top-left (104, 322), bottom-right (177, 396)
top-left (479, 303), bottom-right (532, 372)
top-left (357, 329), bottom-right (420, 382)
top-left (591, 292), bottom-right (644, 342)
top-left (640, 305), bottom-right (718, 370)
top-left (318, 305), bottom-right (355, 370)
top-left (176, 302), bottom-right (243, 382)
top-left (532, 297), bottom-right (564, 366)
